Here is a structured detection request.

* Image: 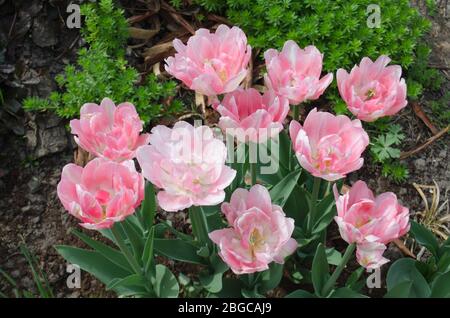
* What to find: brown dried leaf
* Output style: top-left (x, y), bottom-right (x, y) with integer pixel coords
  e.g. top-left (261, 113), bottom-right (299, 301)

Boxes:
top-left (128, 27), bottom-right (159, 40)
top-left (412, 101), bottom-right (439, 135)
top-left (143, 42), bottom-right (174, 65)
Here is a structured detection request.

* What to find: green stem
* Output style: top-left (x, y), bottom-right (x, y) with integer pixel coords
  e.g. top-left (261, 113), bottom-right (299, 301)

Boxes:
top-left (189, 206), bottom-right (210, 246)
top-left (321, 243), bottom-right (356, 296)
top-left (289, 105), bottom-right (300, 170)
top-left (292, 105), bottom-right (300, 121)
top-left (307, 177), bottom-right (321, 234)
top-left (250, 162), bottom-right (257, 186)
top-left (111, 226), bottom-right (142, 275)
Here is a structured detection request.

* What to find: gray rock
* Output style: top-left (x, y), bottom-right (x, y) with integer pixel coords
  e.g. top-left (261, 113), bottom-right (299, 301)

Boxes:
top-left (11, 270), bottom-right (20, 278)
top-left (31, 216), bottom-right (40, 224)
top-left (21, 205), bottom-right (32, 212)
top-left (26, 113), bottom-right (68, 158)
top-left (32, 16), bottom-right (58, 47)
top-left (414, 158), bottom-right (426, 170)
top-left (28, 176), bottom-right (40, 193)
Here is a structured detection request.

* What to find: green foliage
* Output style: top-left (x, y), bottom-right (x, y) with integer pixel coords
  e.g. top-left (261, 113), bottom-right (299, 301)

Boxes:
top-left (80, 0), bottom-right (128, 56)
top-left (385, 222), bottom-right (450, 298)
top-left (196, 0), bottom-right (442, 118)
top-left (369, 122), bottom-right (409, 182)
top-left (371, 124), bottom-right (404, 161)
top-left (429, 91), bottom-right (450, 127)
top-left (404, 42), bottom-right (449, 127)
top-left (23, 0), bottom-right (181, 122)
top-left (197, 1), bottom-right (428, 74)
top-left (0, 243), bottom-right (54, 298)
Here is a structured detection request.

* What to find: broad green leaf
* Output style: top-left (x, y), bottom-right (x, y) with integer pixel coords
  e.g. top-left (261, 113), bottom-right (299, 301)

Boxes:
top-left (436, 252), bottom-right (450, 274)
top-left (311, 243), bottom-right (329, 297)
top-left (241, 287), bottom-right (264, 298)
top-left (154, 239), bottom-right (207, 265)
top-left (208, 278), bottom-right (242, 298)
top-left (71, 229), bottom-right (131, 272)
top-left (106, 274), bottom-right (146, 291)
top-left (284, 185), bottom-right (310, 226)
top-left (312, 193), bottom-right (336, 235)
top-left (199, 271), bottom-right (223, 293)
top-left (154, 264), bottom-right (179, 298)
top-left (325, 248), bottom-right (342, 266)
top-left (140, 182), bottom-right (156, 231)
top-left (142, 227), bottom-right (155, 276)
top-left (386, 258), bottom-right (431, 297)
top-left (259, 263), bottom-right (283, 293)
top-left (285, 289), bottom-right (316, 298)
top-left (384, 281), bottom-right (413, 298)
top-left (55, 245), bottom-right (132, 291)
top-left (345, 267), bottom-right (365, 290)
top-left (329, 287), bottom-right (368, 298)
top-left (121, 220), bottom-right (144, 261)
top-left (430, 271), bottom-right (450, 297)
top-left (410, 221), bottom-right (440, 257)
top-left (269, 169), bottom-right (301, 208)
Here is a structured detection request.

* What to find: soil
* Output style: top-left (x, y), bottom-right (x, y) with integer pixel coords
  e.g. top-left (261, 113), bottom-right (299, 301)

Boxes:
top-left (0, 0), bottom-right (449, 298)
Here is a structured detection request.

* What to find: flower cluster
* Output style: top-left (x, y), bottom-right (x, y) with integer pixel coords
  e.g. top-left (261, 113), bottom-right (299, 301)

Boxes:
top-left (334, 181), bottom-right (410, 268)
top-left (209, 185), bottom-right (297, 274)
top-left (57, 24), bottom-right (410, 276)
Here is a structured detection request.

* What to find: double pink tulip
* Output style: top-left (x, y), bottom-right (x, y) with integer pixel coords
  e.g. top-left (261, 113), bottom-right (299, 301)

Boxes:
top-left (165, 24), bottom-right (251, 96)
top-left (209, 185), bottom-right (297, 274)
top-left (214, 88), bottom-right (289, 143)
top-left (136, 121), bottom-right (236, 212)
top-left (289, 108), bottom-right (369, 181)
top-left (337, 55), bottom-right (408, 122)
top-left (334, 181), bottom-right (410, 269)
top-left (57, 158), bottom-right (145, 230)
top-left (70, 98), bottom-right (150, 162)
top-left (264, 40), bottom-right (333, 105)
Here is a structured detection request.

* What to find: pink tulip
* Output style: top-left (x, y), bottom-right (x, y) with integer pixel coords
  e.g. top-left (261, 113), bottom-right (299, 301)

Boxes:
top-left (136, 121), bottom-right (236, 212)
top-left (264, 41), bottom-right (333, 105)
top-left (70, 98), bottom-right (150, 162)
top-left (289, 108), bottom-right (369, 181)
top-left (337, 55), bottom-right (408, 122)
top-left (165, 24), bottom-right (251, 96)
top-left (356, 242), bottom-right (389, 269)
top-left (334, 181), bottom-right (410, 268)
top-left (213, 88), bottom-right (289, 143)
top-left (57, 158), bottom-right (145, 230)
top-left (209, 185), bottom-right (297, 274)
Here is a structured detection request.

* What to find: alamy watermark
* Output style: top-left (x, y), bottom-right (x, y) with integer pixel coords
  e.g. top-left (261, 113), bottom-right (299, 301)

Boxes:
top-left (367, 4), bottom-right (381, 28)
top-left (66, 3), bottom-right (81, 29)
top-left (66, 263), bottom-right (81, 289)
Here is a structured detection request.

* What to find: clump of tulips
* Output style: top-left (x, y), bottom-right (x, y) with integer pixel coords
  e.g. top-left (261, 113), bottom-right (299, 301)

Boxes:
top-left (56, 24), bottom-right (411, 298)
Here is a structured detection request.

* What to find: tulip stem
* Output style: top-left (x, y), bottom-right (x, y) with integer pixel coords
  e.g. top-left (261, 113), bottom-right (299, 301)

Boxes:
top-left (292, 105), bottom-right (299, 121)
top-left (189, 206), bottom-right (210, 248)
top-left (307, 177), bottom-right (321, 234)
top-left (111, 226), bottom-right (143, 276)
top-left (250, 162), bottom-right (257, 186)
top-left (321, 243), bottom-right (356, 297)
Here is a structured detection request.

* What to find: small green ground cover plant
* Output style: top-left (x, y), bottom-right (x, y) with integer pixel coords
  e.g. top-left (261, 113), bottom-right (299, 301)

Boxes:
top-left (23, 0), bottom-right (182, 123)
top-left (194, 0), bottom-right (446, 183)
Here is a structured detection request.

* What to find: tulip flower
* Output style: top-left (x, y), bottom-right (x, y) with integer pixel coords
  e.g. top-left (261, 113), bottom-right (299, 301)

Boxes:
top-left (334, 180), bottom-right (410, 268)
top-left (136, 121), bottom-right (236, 212)
top-left (57, 158), bottom-right (145, 230)
top-left (213, 88), bottom-right (289, 143)
top-left (165, 24), bottom-right (251, 96)
top-left (264, 40), bottom-right (333, 105)
top-left (70, 98), bottom-right (150, 162)
top-left (289, 108), bottom-right (369, 181)
top-left (337, 55), bottom-right (408, 122)
top-left (209, 185), bottom-right (297, 274)
top-left (356, 242), bottom-right (390, 270)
